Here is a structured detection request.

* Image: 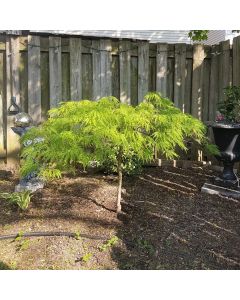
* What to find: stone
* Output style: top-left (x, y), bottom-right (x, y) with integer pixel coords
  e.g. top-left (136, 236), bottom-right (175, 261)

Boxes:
top-left (14, 178), bottom-right (45, 193)
top-left (201, 182), bottom-right (240, 199)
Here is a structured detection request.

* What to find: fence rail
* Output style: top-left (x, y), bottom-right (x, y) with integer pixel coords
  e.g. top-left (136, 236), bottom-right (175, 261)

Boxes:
top-left (0, 33), bottom-right (240, 168)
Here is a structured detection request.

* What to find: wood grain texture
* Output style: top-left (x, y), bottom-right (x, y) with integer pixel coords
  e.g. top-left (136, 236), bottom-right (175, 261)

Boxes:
top-left (62, 52), bottom-right (70, 101)
top-left (191, 44), bottom-right (205, 120)
top-left (208, 45), bottom-right (219, 121)
top-left (19, 51), bottom-right (28, 113)
top-left (111, 55), bottom-right (120, 99)
top-left (233, 36), bottom-right (240, 86)
top-left (138, 42), bottom-right (149, 102)
top-left (119, 41), bottom-right (131, 104)
top-left (167, 58), bottom-right (174, 100)
top-left (6, 36), bottom-right (20, 168)
top-left (174, 44), bottom-right (186, 111)
top-left (92, 40), bottom-right (101, 100)
top-left (70, 38), bottom-right (82, 100)
top-left (82, 53), bottom-right (93, 99)
top-left (219, 40), bottom-right (231, 103)
top-left (28, 35), bottom-right (41, 124)
top-left (184, 58), bottom-right (192, 114)
top-left (156, 43), bottom-right (167, 97)
top-left (100, 39), bottom-right (112, 97)
top-left (40, 52), bottom-right (49, 121)
top-left (49, 36), bottom-right (62, 108)
top-left (130, 56), bottom-right (138, 106)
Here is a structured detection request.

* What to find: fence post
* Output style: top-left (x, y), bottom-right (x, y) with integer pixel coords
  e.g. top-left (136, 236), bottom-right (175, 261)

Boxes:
top-left (233, 36), bottom-right (240, 86)
top-left (100, 39), bottom-right (112, 97)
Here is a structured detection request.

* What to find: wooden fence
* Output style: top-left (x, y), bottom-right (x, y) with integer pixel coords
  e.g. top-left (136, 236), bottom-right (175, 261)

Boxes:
top-left (1, 33), bottom-right (240, 168)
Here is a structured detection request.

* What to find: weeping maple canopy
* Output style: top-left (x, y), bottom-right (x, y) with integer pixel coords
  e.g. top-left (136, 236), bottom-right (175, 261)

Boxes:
top-left (20, 92), bottom-right (209, 180)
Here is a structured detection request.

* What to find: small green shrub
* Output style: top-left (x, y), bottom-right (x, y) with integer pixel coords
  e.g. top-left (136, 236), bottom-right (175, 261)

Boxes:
top-left (0, 191), bottom-right (32, 210)
top-left (98, 236), bottom-right (119, 252)
top-left (218, 86), bottom-right (240, 123)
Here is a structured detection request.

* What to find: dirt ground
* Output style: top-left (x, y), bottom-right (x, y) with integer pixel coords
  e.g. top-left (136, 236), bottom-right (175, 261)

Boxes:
top-left (0, 164), bottom-right (239, 270)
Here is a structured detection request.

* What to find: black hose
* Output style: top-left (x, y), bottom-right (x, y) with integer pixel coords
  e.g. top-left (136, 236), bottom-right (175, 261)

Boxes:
top-left (0, 231), bottom-right (107, 241)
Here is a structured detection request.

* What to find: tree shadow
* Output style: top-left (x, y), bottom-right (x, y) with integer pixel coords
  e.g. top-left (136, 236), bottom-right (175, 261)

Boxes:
top-left (111, 167), bottom-right (240, 270)
top-left (0, 261), bottom-right (11, 270)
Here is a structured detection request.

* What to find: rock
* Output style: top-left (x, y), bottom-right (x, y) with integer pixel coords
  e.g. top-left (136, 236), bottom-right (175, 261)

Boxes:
top-left (15, 178), bottom-right (44, 193)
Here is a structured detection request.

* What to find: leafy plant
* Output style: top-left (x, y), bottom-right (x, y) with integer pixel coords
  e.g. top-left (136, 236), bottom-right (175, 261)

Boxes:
top-left (188, 30), bottom-right (209, 42)
top-left (98, 236), bottom-right (119, 252)
top-left (16, 239), bottom-right (30, 251)
top-left (0, 191), bottom-right (32, 210)
top-left (218, 86), bottom-right (240, 123)
top-left (20, 93), bottom-right (211, 212)
top-left (81, 252), bottom-right (93, 263)
top-left (15, 231), bottom-right (24, 241)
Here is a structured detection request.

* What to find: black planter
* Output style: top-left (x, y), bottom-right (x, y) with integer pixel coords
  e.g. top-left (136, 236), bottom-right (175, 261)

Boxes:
top-left (211, 123), bottom-right (240, 188)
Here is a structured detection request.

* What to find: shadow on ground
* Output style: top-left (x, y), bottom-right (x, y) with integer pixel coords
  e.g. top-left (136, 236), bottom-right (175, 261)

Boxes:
top-left (111, 167), bottom-right (240, 270)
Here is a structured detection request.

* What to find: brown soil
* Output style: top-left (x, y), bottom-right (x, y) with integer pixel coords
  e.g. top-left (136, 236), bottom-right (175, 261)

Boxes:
top-left (0, 164), bottom-right (239, 270)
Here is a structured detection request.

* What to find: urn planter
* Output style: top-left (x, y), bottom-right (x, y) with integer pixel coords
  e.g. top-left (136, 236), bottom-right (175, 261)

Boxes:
top-left (210, 122), bottom-right (240, 188)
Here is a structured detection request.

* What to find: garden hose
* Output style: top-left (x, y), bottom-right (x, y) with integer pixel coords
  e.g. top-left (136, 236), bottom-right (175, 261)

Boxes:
top-left (0, 231), bottom-right (107, 241)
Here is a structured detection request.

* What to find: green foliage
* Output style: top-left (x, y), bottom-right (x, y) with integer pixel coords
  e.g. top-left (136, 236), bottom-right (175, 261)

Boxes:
top-left (15, 231), bottom-right (24, 241)
top-left (74, 231), bottom-right (81, 240)
top-left (218, 86), bottom-right (240, 123)
top-left (188, 30), bottom-right (209, 42)
top-left (98, 236), bottom-right (119, 252)
top-left (0, 191), bottom-right (32, 210)
top-left (81, 252), bottom-right (93, 263)
top-left (16, 239), bottom-right (30, 251)
top-left (20, 93), bottom-right (206, 178)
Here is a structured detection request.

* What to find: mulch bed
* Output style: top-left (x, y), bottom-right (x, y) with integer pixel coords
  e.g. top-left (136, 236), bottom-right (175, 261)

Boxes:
top-left (0, 164), bottom-right (239, 270)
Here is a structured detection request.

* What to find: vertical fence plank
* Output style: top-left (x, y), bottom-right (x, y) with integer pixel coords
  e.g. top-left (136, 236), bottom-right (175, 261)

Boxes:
top-left (6, 36), bottom-right (20, 168)
top-left (191, 44), bottom-right (205, 120)
top-left (184, 58), bottom-right (192, 114)
top-left (28, 35), bottom-right (41, 124)
top-left (19, 51), bottom-right (28, 113)
top-left (62, 52), bottom-right (70, 101)
top-left (174, 44), bottom-right (186, 111)
top-left (119, 41), bottom-right (131, 104)
top-left (149, 57), bottom-right (156, 92)
top-left (92, 40), bottom-right (101, 100)
top-left (233, 36), bottom-right (240, 86)
top-left (156, 43), bottom-right (168, 97)
top-left (100, 39), bottom-right (112, 97)
top-left (70, 37), bottom-right (82, 100)
top-left (40, 51), bottom-right (49, 121)
top-left (82, 53), bottom-right (93, 99)
top-left (202, 59), bottom-right (211, 122)
top-left (138, 42), bottom-right (149, 102)
top-left (130, 56), bottom-right (138, 106)
top-left (167, 58), bottom-right (174, 100)
top-left (0, 51), bottom-right (5, 158)
top-left (49, 36), bottom-right (62, 108)
top-left (112, 55), bottom-right (120, 99)
top-left (209, 45), bottom-right (220, 121)
top-left (219, 40), bottom-right (231, 103)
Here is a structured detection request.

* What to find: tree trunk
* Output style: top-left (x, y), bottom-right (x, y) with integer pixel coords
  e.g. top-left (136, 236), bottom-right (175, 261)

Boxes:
top-left (117, 154), bottom-right (123, 213)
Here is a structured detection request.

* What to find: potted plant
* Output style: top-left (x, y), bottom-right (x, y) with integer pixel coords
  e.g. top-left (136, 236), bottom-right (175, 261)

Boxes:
top-left (209, 86), bottom-right (240, 188)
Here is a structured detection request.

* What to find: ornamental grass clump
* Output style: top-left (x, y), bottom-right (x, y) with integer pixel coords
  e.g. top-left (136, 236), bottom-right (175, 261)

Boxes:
top-left (20, 92), bottom-right (212, 212)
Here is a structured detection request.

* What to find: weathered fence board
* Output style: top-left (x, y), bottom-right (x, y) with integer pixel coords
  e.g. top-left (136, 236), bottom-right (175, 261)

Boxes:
top-left (191, 44), bottom-right (205, 120)
top-left (174, 44), bottom-right (186, 111)
top-left (100, 39), bottom-right (112, 97)
top-left (6, 36), bottom-right (21, 168)
top-left (82, 53), bottom-right (93, 99)
top-left (156, 43), bottom-right (168, 97)
top-left (40, 52), bottom-right (49, 120)
top-left (49, 36), bottom-right (62, 108)
top-left (119, 41), bottom-right (131, 104)
top-left (62, 52), bottom-right (70, 101)
top-left (19, 51), bottom-right (28, 113)
top-left (92, 40), bottom-right (101, 100)
top-left (138, 42), bottom-right (149, 102)
top-left (130, 56), bottom-right (138, 106)
top-left (28, 35), bottom-right (41, 124)
top-left (233, 36), bottom-right (240, 86)
top-left (112, 55), bottom-right (120, 100)
top-left (70, 38), bottom-right (82, 100)
top-left (209, 45), bottom-right (220, 121)
top-left (219, 40), bottom-right (231, 103)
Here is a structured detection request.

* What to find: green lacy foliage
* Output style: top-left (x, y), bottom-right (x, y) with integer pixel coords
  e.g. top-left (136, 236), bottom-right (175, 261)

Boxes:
top-left (188, 30), bottom-right (209, 42)
top-left (218, 86), bottom-right (240, 123)
top-left (20, 93), bottom-right (209, 180)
